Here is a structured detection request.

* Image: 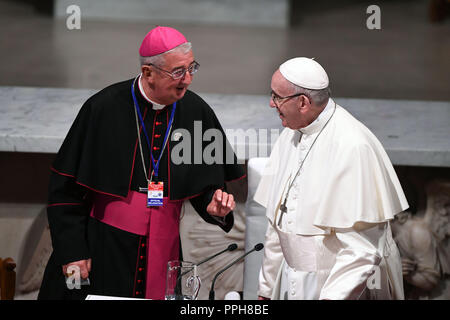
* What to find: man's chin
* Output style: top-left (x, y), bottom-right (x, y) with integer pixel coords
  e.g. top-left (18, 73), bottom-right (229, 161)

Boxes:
top-left (282, 121), bottom-right (299, 130)
top-left (175, 88), bottom-right (187, 98)
top-left (165, 89), bottom-right (186, 104)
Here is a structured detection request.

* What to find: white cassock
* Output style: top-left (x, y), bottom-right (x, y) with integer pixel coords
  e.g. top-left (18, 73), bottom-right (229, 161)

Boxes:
top-left (255, 98), bottom-right (409, 300)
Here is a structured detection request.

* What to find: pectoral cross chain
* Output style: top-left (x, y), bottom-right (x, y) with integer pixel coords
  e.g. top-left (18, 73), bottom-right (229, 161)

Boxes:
top-left (278, 198), bottom-right (288, 227)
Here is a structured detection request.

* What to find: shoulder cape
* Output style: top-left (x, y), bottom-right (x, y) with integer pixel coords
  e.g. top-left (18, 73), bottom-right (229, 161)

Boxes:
top-left (254, 104), bottom-right (409, 235)
top-left (52, 78), bottom-right (245, 200)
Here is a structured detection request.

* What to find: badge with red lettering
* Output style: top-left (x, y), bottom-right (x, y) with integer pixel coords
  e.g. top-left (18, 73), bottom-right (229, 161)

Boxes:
top-left (147, 181), bottom-right (164, 207)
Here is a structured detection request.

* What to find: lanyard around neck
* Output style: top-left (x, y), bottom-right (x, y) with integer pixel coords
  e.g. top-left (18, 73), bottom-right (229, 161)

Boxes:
top-left (131, 76), bottom-right (176, 181)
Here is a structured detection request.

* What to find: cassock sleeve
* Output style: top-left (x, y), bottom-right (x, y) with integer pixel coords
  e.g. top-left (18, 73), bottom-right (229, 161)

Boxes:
top-left (319, 223), bottom-right (386, 300)
top-left (257, 222), bottom-right (284, 298)
top-left (47, 171), bottom-right (91, 266)
top-left (189, 187), bottom-right (234, 233)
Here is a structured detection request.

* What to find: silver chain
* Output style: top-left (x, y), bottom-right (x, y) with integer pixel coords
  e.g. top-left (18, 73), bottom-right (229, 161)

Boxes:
top-left (278, 102), bottom-right (336, 227)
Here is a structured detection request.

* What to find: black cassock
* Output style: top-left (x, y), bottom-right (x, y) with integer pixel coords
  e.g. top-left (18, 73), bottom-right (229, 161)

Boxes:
top-left (38, 78), bottom-right (245, 300)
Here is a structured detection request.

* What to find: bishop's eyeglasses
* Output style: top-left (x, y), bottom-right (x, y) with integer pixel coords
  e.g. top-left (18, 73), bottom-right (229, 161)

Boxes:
top-left (148, 61), bottom-right (200, 80)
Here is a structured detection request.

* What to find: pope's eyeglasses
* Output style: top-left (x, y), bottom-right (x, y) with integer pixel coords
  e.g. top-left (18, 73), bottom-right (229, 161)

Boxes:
top-left (270, 90), bottom-right (304, 106)
top-left (148, 61), bottom-right (200, 80)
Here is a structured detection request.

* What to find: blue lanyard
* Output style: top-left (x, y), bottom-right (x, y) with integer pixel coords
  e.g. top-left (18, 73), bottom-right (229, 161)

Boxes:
top-left (131, 80), bottom-right (176, 178)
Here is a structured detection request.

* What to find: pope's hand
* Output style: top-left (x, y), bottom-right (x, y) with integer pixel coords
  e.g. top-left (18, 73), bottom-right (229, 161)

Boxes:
top-left (62, 259), bottom-right (91, 279)
top-left (206, 189), bottom-right (235, 217)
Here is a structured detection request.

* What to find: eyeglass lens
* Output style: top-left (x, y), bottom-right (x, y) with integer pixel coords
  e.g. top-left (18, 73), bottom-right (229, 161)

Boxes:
top-left (172, 62), bottom-right (199, 79)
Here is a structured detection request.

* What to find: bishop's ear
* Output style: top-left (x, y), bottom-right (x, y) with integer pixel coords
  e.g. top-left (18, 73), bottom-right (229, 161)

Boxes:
top-left (141, 65), bottom-right (150, 77)
top-left (141, 65), bottom-right (157, 86)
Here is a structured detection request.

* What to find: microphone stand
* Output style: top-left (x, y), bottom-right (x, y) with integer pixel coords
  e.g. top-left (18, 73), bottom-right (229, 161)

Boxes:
top-left (209, 243), bottom-right (263, 300)
top-left (197, 243), bottom-right (238, 267)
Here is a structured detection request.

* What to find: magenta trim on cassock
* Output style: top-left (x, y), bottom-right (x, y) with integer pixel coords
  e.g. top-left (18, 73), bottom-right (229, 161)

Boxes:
top-left (90, 191), bottom-right (182, 300)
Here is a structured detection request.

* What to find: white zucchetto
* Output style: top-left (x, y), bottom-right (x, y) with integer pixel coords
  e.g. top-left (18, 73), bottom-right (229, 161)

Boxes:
top-left (279, 57), bottom-right (329, 90)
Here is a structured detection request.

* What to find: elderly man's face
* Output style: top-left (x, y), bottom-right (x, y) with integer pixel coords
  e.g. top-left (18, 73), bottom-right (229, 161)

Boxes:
top-left (270, 70), bottom-right (306, 130)
top-left (146, 49), bottom-right (195, 105)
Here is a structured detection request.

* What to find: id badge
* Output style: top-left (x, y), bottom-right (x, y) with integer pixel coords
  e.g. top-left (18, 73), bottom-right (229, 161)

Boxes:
top-left (147, 181), bottom-right (164, 207)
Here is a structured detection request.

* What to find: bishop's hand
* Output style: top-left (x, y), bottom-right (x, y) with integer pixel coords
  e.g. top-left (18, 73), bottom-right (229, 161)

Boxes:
top-left (206, 189), bottom-right (235, 217)
top-left (62, 258), bottom-right (91, 279)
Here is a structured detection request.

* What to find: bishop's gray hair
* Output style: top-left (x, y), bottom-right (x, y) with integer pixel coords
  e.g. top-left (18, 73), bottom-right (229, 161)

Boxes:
top-left (291, 82), bottom-right (331, 107)
top-left (139, 42), bottom-right (192, 68)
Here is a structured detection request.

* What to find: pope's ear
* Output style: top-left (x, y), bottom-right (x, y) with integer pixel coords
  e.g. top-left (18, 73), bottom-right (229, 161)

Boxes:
top-left (298, 95), bottom-right (310, 112)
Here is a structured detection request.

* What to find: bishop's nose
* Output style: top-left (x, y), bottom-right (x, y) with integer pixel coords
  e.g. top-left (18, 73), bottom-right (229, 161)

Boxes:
top-left (180, 70), bottom-right (193, 85)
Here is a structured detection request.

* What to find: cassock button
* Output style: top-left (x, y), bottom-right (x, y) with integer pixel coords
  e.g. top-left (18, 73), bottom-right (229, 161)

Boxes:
top-left (155, 121), bottom-right (162, 126)
top-left (139, 268), bottom-right (143, 272)
top-left (153, 146), bottom-right (160, 151)
top-left (154, 134), bottom-right (161, 138)
top-left (141, 243), bottom-right (145, 248)
top-left (140, 255), bottom-right (144, 260)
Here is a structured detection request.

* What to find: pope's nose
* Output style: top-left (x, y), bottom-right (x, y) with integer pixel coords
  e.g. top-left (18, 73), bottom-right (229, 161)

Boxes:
top-left (269, 98), bottom-right (277, 109)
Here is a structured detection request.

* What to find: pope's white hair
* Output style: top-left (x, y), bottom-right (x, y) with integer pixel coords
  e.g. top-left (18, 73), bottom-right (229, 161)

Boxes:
top-left (139, 42), bottom-right (192, 68)
top-left (291, 83), bottom-right (331, 107)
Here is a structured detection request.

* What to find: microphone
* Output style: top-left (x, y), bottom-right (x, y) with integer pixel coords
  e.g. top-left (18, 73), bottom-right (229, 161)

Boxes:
top-left (224, 291), bottom-right (241, 300)
top-left (196, 243), bottom-right (238, 267)
top-left (209, 243), bottom-right (264, 300)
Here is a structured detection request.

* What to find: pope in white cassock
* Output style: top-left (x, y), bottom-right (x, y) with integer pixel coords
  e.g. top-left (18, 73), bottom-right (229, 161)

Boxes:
top-left (255, 57), bottom-right (409, 300)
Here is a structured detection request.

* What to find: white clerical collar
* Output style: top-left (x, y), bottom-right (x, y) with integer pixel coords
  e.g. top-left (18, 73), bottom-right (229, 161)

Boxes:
top-left (138, 74), bottom-right (166, 110)
top-left (299, 98), bottom-right (335, 135)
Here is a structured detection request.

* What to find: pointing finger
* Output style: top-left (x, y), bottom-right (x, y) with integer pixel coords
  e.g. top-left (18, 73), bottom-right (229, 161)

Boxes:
top-left (227, 194), bottom-right (234, 208)
top-left (221, 192), bottom-right (229, 206)
top-left (215, 189), bottom-right (223, 202)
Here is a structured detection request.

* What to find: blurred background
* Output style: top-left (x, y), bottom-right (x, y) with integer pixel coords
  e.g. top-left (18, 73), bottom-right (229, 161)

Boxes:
top-left (0, 0), bottom-right (449, 301)
top-left (0, 0), bottom-right (449, 100)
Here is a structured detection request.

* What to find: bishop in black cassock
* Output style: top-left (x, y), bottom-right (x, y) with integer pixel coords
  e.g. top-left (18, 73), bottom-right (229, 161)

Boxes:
top-left (38, 26), bottom-right (245, 300)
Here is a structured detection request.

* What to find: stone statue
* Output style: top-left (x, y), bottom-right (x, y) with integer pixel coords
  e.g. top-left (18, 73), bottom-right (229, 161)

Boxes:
top-left (392, 179), bottom-right (450, 299)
